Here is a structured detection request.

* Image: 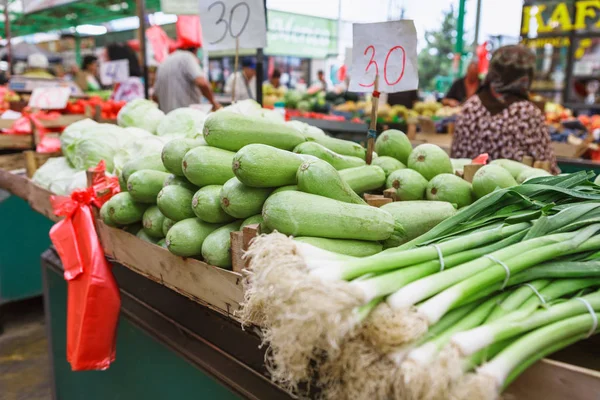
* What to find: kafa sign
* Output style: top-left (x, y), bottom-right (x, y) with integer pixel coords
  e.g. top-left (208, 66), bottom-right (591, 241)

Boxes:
top-left (522, 1), bottom-right (600, 34)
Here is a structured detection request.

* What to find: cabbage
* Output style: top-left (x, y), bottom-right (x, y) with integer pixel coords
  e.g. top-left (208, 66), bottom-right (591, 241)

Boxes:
top-left (219, 99), bottom-right (262, 115)
top-left (117, 99), bottom-right (165, 133)
top-left (113, 136), bottom-right (166, 177)
top-left (67, 136), bottom-right (119, 172)
top-left (32, 157), bottom-right (78, 191)
top-left (124, 127), bottom-right (153, 139)
top-left (156, 107), bottom-right (207, 138)
top-left (60, 118), bottom-right (98, 152)
top-left (256, 108), bottom-right (285, 123)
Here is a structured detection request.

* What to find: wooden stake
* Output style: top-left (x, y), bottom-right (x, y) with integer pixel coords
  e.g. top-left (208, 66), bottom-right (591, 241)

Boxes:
top-left (366, 75), bottom-right (380, 165)
top-left (463, 164), bottom-right (483, 183)
top-left (231, 37), bottom-right (240, 103)
top-left (24, 150), bottom-right (36, 178)
top-left (522, 156), bottom-right (534, 166)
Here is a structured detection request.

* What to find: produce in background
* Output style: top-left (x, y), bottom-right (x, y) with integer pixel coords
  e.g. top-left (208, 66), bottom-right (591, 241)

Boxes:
top-left (192, 185), bottom-right (236, 223)
top-left (374, 129), bottom-right (413, 164)
top-left (294, 237), bottom-right (383, 257)
top-left (104, 192), bottom-right (149, 225)
top-left (293, 141), bottom-right (365, 170)
top-left (372, 156), bottom-right (406, 177)
top-left (381, 200), bottom-right (457, 248)
top-left (413, 100), bottom-right (443, 117)
top-left (262, 190), bottom-right (401, 241)
top-left (156, 107), bottom-right (207, 138)
top-left (407, 143), bottom-right (454, 180)
top-left (233, 144), bottom-right (315, 187)
top-left (165, 218), bottom-right (221, 257)
top-left (161, 137), bottom-right (207, 176)
top-left (59, 118), bottom-right (98, 150)
top-left (297, 159), bottom-right (366, 205)
top-left (117, 98), bottom-right (165, 133)
top-left (136, 228), bottom-right (159, 244)
top-left (201, 221), bottom-right (243, 268)
top-left (220, 177), bottom-right (273, 218)
top-left (203, 111), bottom-right (306, 151)
top-left (182, 146), bottom-right (236, 187)
top-left (32, 157), bottom-right (80, 195)
top-left (339, 165), bottom-right (386, 195)
top-left (156, 185), bottom-right (195, 222)
top-left (472, 164), bottom-right (518, 199)
top-left (142, 206), bottom-right (166, 239)
top-left (386, 168), bottom-right (429, 200)
top-left (426, 173), bottom-right (473, 208)
top-left (127, 170), bottom-right (171, 203)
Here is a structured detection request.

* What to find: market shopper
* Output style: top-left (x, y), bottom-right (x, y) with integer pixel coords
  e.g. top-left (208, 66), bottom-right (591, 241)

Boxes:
top-left (264, 68), bottom-right (285, 91)
top-left (75, 55), bottom-right (101, 92)
top-left (225, 58), bottom-right (257, 101)
top-left (22, 53), bottom-right (55, 79)
top-left (451, 45), bottom-right (559, 173)
top-left (106, 43), bottom-right (144, 102)
top-left (316, 69), bottom-right (329, 91)
top-left (153, 47), bottom-right (220, 113)
top-left (442, 61), bottom-right (481, 106)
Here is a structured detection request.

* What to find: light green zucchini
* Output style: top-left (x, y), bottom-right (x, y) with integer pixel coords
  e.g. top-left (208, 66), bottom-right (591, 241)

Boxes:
top-left (372, 156), bottom-right (406, 177)
top-left (182, 146), bottom-right (236, 187)
top-left (127, 170), bottom-right (171, 203)
top-left (293, 141), bottom-right (365, 170)
top-left (262, 191), bottom-right (399, 241)
top-left (203, 111), bottom-right (306, 151)
top-left (166, 218), bottom-right (222, 257)
top-left (339, 165), bottom-right (386, 194)
top-left (105, 192), bottom-right (149, 225)
top-left (192, 185), bottom-right (236, 223)
top-left (201, 221), bottom-right (243, 268)
top-left (142, 205), bottom-right (166, 239)
top-left (220, 177), bottom-right (273, 218)
top-left (156, 185), bottom-right (195, 222)
top-left (161, 137), bottom-right (207, 176)
top-left (296, 159), bottom-right (366, 204)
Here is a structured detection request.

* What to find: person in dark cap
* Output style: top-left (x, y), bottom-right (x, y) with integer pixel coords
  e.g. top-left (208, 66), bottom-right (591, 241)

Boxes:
top-left (225, 57), bottom-right (256, 101)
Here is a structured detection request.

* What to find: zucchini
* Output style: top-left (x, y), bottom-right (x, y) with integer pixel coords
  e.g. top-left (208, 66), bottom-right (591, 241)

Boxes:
top-left (142, 206), bottom-right (166, 239)
top-left (106, 192), bottom-right (149, 225)
top-left (182, 146), bottom-right (236, 187)
top-left (296, 159), bottom-right (366, 204)
top-left (203, 111), bottom-right (306, 151)
top-left (161, 137), bottom-right (207, 176)
top-left (162, 218), bottom-right (176, 237)
top-left (273, 185), bottom-right (297, 194)
top-left (380, 201), bottom-right (457, 248)
top-left (233, 144), bottom-right (315, 187)
top-left (137, 228), bottom-right (159, 244)
top-left (374, 129), bottom-right (412, 164)
top-left (100, 201), bottom-right (117, 226)
top-left (490, 159), bottom-right (531, 179)
top-left (294, 237), bottom-right (382, 257)
top-left (262, 191), bottom-right (399, 241)
top-left (201, 221), bottom-right (243, 268)
top-left (157, 238), bottom-right (168, 249)
top-left (220, 177), bottom-right (273, 218)
top-left (192, 185), bottom-right (236, 223)
top-left (163, 174), bottom-right (198, 192)
top-left (293, 141), bottom-right (365, 170)
top-left (122, 153), bottom-right (166, 184)
top-left (339, 165), bottom-right (386, 194)
top-left (157, 185), bottom-right (195, 222)
top-left (241, 214), bottom-right (263, 229)
top-left (385, 168), bottom-right (428, 200)
top-left (372, 156), bottom-right (406, 177)
top-left (310, 135), bottom-right (366, 160)
top-left (127, 170), bottom-right (171, 203)
top-left (166, 218), bottom-right (221, 257)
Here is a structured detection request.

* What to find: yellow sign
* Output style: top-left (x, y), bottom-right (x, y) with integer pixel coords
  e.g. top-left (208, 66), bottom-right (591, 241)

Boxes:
top-left (522, 0), bottom-right (600, 34)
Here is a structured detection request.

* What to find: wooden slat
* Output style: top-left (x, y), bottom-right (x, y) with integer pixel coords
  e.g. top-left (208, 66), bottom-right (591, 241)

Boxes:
top-left (0, 168), bottom-right (30, 199)
top-left (97, 222), bottom-right (244, 318)
top-left (507, 358), bottom-right (600, 400)
top-left (364, 193), bottom-right (392, 207)
top-left (27, 180), bottom-right (59, 222)
top-left (0, 134), bottom-right (33, 150)
top-left (231, 231), bottom-right (245, 274)
top-left (0, 119), bottom-right (16, 129)
top-left (0, 152), bottom-right (59, 172)
top-left (38, 114), bottom-right (87, 128)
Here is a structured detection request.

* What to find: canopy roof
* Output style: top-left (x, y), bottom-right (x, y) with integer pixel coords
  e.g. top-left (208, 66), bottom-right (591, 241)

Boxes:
top-left (2, 0), bottom-right (162, 37)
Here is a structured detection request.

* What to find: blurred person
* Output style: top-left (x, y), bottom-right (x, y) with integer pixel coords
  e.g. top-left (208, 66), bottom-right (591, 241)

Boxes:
top-left (106, 43), bottom-right (144, 102)
top-left (442, 61), bottom-right (481, 106)
top-left (154, 46), bottom-right (220, 113)
top-left (451, 45), bottom-right (558, 173)
top-left (75, 55), bottom-right (101, 91)
top-left (317, 69), bottom-right (328, 91)
top-left (263, 68), bottom-right (286, 94)
top-left (225, 58), bottom-right (256, 101)
top-left (23, 53), bottom-right (54, 79)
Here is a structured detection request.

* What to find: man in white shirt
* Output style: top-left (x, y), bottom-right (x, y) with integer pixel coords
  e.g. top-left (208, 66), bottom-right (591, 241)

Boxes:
top-left (225, 58), bottom-right (257, 101)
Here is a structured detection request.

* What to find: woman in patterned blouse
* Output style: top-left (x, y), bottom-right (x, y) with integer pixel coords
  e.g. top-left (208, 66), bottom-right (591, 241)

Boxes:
top-left (451, 45), bottom-right (559, 173)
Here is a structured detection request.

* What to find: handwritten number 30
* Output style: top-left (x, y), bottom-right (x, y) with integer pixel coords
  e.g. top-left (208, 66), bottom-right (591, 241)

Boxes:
top-left (359, 45), bottom-right (406, 87)
top-left (209, 1), bottom-right (251, 45)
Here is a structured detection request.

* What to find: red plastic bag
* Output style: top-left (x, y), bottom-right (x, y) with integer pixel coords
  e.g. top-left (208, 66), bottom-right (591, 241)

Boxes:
top-left (49, 162), bottom-right (121, 371)
top-left (472, 153), bottom-right (489, 165)
top-left (175, 15), bottom-right (202, 49)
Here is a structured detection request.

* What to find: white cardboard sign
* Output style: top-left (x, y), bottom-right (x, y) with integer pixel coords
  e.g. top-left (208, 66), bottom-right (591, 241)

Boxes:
top-left (199, 0), bottom-right (267, 51)
top-left (160, 0), bottom-right (198, 15)
top-left (100, 60), bottom-right (130, 86)
top-left (349, 20), bottom-right (418, 93)
top-left (28, 87), bottom-right (71, 110)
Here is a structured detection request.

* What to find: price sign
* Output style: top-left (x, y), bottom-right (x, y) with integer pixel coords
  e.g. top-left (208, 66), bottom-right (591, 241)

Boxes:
top-left (349, 20), bottom-right (418, 93)
top-left (199, 0), bottom-right (267, 51)
top-left (100, 60), bottom-right (130, 86)
top-left (28, 87), bottom-right (71, 110)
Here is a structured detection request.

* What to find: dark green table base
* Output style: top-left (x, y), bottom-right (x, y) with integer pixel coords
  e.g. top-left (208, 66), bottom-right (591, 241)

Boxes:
top-left (42, 249), bottom-right (290, 400)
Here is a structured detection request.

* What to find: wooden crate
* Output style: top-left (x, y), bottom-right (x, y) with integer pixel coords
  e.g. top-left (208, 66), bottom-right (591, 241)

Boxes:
top-left (0, 133), bottom-right (33, 150)
top-left (0, 151), bottom-right (59, 174)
